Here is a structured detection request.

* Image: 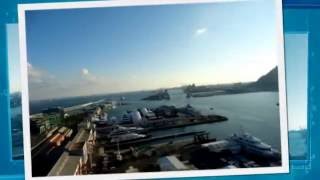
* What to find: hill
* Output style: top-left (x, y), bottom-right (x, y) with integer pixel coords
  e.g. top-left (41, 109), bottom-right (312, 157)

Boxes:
top-left (250, 67), bottom-right (278, 91)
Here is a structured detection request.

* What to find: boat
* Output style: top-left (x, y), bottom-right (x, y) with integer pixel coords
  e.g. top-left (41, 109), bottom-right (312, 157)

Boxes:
top-left (108, 125), bottom-right (145, 138)
top-left (228, 133), bottom-right (280, 159)
top-left (110, 133), bottom-right (148, 143)
top-left (116, 125), bottom-right (144, 132)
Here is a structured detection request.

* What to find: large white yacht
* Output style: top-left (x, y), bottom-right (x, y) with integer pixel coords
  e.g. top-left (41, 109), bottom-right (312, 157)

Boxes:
top-left (108, 125), bottom-right (144, 137)
top-left (110, 133), bottom-right (147, 143)
top-left (229, 133), bottom-right (280, 159)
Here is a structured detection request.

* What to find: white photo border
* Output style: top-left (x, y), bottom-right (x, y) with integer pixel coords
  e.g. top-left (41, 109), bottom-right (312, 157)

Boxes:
top-left (18, 0), bottom-right (289, 179)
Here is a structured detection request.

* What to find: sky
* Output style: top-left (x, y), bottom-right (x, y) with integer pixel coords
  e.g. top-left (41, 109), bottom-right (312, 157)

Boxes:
top-left (285, 33), bottom-right (308, 130)
top-left (24, 0), bottom-right (279, 100)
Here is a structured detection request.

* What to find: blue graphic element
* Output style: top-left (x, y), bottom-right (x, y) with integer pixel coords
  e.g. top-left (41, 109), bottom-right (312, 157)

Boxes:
top-left (285, 33), bottom-right (308, 160)
top-left (1, 0), bottom-right (320, 179)
top-left (6, 24), bottom-right (24, 160)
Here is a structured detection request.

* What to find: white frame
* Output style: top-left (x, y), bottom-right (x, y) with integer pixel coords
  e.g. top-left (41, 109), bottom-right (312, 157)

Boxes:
top-left (18, 0), bottom-right (289, 179)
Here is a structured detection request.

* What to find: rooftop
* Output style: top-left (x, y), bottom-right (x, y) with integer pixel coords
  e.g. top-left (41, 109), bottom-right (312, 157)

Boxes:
top-left (48, 128), bottom-right (89, 176)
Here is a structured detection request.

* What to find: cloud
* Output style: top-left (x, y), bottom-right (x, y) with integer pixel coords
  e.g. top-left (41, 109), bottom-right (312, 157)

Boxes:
top-left (29, 66), bottom-right (145, 100)
top-left (27, 63), bottom-right (60, 100)
top-left (28, 62), bottom-right (54, 83)
top-left (80, 68), bottom-right (98, 83)
top-left (82, 68), bottom-right (89, 76)
top-left (28, 65), bottom-right (111, 100)
top-left (195, 28), bottom-right (208, 37)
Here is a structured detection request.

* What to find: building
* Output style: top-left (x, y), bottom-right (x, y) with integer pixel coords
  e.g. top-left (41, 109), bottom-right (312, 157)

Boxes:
top-left (157, 155), bottom-right (188, 171)
top-left (30, 115), bottom-right (50, 135)
top-left (42, 107), bottom-right (65, 127)
top-left (48, 127), bottom-right (96, 176)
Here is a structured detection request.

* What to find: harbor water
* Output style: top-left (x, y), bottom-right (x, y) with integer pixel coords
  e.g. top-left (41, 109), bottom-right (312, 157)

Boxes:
top-left (107, 89), bottom-right (281, 151)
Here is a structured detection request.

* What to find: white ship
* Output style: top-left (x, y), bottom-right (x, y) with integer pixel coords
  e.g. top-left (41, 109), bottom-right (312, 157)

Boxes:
top-left (229, 133), bottom-right (280, 159)
top-left (110, 132), bottom-right (147, 143)
top-left (108, 125), bottom-right (144, 138)
top-left (116, 125), bottom-right (144, 132)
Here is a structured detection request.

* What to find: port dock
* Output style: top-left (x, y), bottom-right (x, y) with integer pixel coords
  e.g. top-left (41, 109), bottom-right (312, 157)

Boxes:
top-left (30, 101), bottom-right (281, 176)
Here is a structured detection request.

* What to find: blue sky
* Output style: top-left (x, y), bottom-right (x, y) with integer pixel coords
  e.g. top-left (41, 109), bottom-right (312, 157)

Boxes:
top-left (24, 0), bottom-right (279, 100)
